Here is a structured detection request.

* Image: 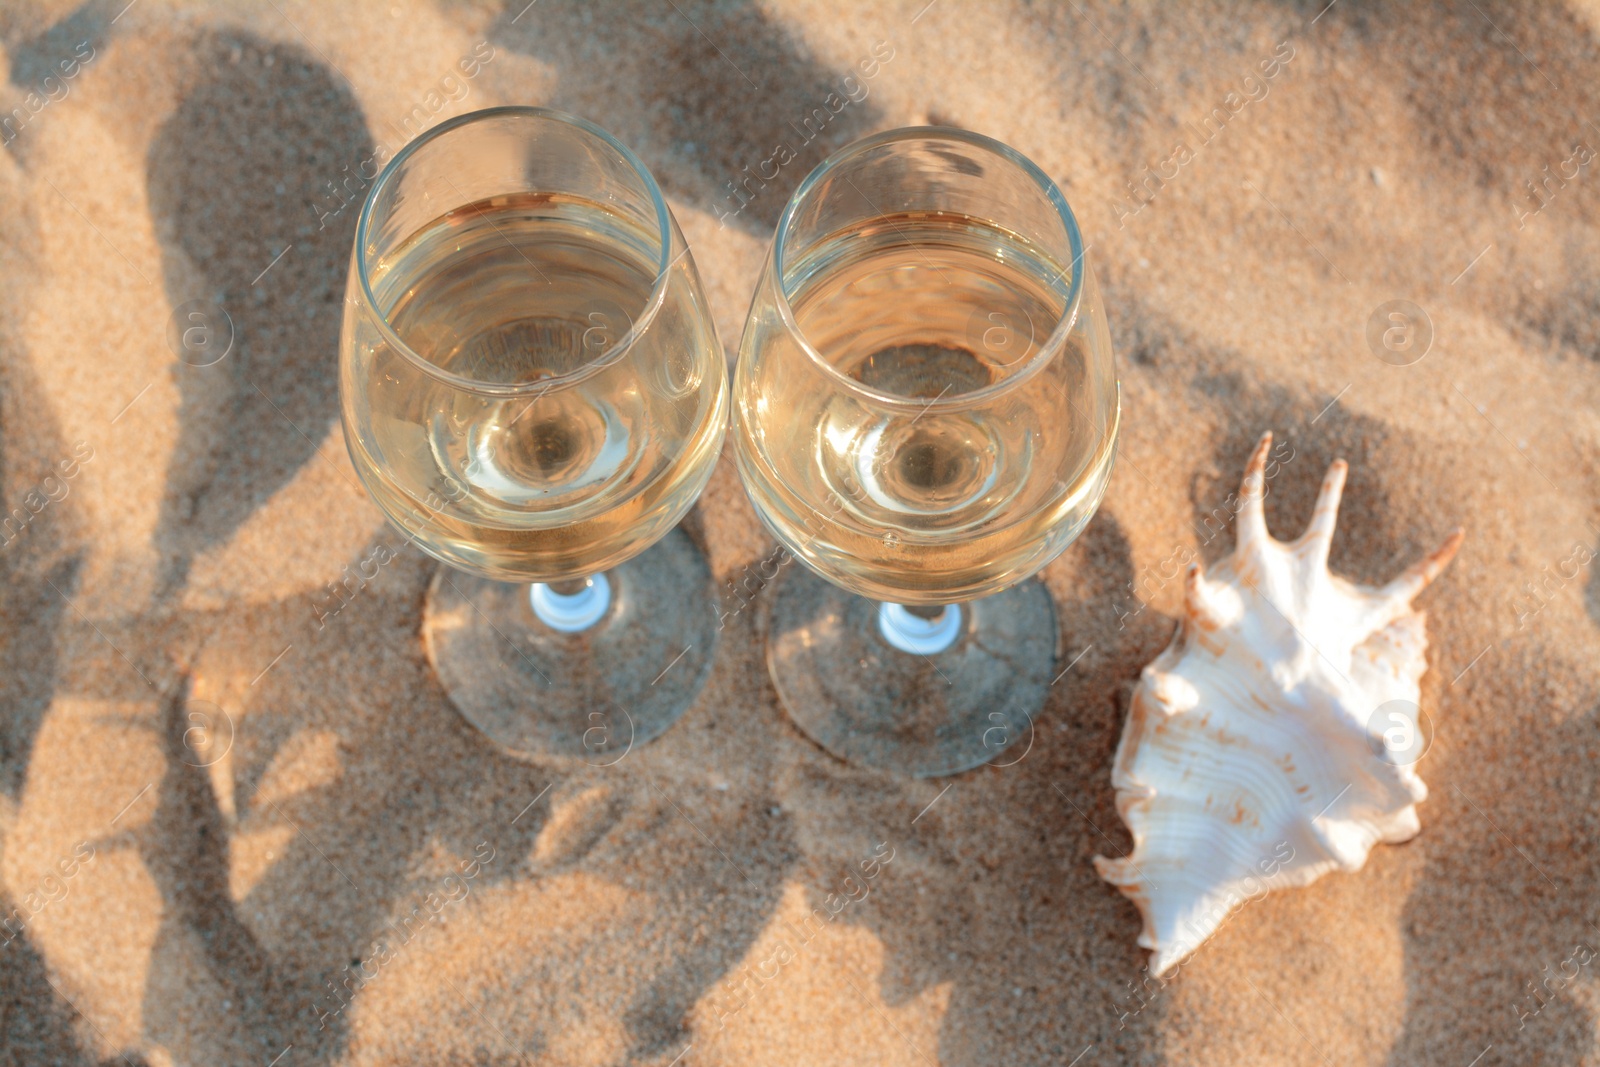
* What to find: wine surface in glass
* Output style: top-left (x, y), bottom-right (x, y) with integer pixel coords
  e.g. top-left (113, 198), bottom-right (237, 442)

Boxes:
top-left (739, 211), bottom-right (1115, 602)
top-left (347, 192), bottom-right (725, 581)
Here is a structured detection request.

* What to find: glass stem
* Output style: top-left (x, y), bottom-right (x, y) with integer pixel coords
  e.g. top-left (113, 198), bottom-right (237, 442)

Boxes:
top-left (531, 574), bottom-right (612, 633)
top-left (878, 601), bottom-right (963, 655)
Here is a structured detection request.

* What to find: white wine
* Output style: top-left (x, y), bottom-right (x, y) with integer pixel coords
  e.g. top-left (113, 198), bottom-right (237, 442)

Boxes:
top-left (736, 210), bottom-right (1118, 603)
top-left (344, 192), bottom-right (727, 582)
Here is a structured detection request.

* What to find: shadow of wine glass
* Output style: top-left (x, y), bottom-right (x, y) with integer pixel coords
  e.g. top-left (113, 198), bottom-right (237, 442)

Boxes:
top-left (144, 28), bottom-right (368, 599)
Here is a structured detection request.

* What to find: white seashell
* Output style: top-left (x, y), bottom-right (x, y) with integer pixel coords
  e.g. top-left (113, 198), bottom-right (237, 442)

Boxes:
top-left (1095, 432), bottom-right (1463, 977)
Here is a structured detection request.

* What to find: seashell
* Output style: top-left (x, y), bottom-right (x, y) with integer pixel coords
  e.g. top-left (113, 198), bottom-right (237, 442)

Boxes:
top-left (1095, 432), bottom-right (1463, 977)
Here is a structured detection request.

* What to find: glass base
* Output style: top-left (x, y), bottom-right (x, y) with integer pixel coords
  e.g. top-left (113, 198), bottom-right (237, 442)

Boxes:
top-left (422, 527), bottom-right (717, 763)
top-left (766, 565), bottom-right (1059, 777)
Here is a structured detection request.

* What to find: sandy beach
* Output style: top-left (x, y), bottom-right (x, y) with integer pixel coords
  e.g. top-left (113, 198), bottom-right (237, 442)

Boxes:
top-left (2, 1), bottom-right (1600, 1064)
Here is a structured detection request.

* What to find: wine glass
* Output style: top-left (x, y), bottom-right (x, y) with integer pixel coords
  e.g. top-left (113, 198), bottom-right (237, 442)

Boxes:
top-left (340, 107), bottom-right (728, 762)
top-left (733, 127), bottom-right (1120, 777)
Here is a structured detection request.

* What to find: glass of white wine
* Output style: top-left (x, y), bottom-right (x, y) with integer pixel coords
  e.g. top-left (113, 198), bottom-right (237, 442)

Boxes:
top-left (341, 107), bottom-right (728, 762)
top-left (734, 128), bottom-right (1120, 777)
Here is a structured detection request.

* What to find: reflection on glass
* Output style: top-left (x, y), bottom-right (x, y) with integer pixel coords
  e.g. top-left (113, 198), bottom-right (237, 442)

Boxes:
top-left (734, 127), bottom-right (1119, 777)
top-left (341, 107), bottom-right (727, 761)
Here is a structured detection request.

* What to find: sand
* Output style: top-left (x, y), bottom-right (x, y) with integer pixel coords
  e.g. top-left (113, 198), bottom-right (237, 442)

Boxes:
top-left (1, 0), bottom-right (1599, 1064)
